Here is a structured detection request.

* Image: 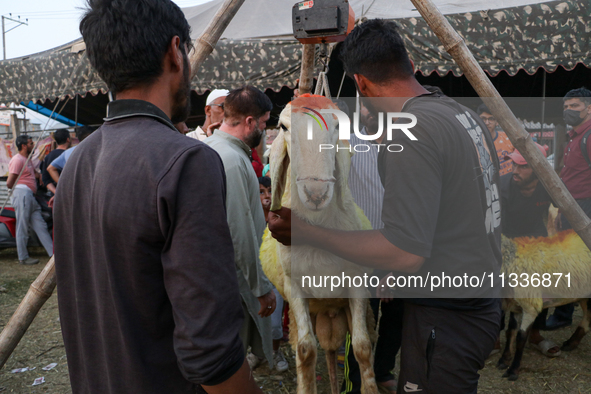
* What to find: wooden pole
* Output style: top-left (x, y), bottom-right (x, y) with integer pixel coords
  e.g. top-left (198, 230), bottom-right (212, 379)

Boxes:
top-left (189, 0), bottom-right (246, 81)
top-left (410, 0), bottom-right (591, 250)
top-left (0, 0), bottom-right (247, 370)
top-left (0, 257), bottom-right (56, 368)
top-left (298, 44), bottom-right (316, 95)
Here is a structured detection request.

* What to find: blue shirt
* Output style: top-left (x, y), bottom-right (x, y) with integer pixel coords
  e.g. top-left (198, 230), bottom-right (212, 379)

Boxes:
top-left (50, 146), bottom-right (77, 171)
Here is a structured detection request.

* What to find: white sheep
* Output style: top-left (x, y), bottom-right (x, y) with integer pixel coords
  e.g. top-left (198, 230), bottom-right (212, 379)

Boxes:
top-left (497, 230), bottom-right (591, 380)
top-left (260, 95), bottom-right (378, 394)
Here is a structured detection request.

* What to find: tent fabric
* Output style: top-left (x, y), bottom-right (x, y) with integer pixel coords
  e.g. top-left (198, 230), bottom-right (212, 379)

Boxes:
top-left (398, 0), bottom-right (590, 76)
top-left (0, 0), bottom-right (589, 104)
top-left (182, 0), bottom-right (557, 39)
top-left (0, 38), bottom-right (316, 104)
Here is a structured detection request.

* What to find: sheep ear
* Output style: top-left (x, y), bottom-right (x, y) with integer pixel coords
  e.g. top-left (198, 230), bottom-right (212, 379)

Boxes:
top-left (270, 130), bottom-right (289, 211)
top-left (334, 139), bottom-right (352, 211)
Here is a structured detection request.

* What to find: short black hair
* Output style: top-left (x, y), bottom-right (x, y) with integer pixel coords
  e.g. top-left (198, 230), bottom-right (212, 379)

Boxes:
top-left (564, 87), bottom-right (591, 106)
top-left (53, 129), bottom-right (71, 145)
top-left (339, 19), bottom-right (414, 84)
top-left (75, 126), bottom-right (97, 142)
top-left (477, 104), bottom-right (491, 115)
top-left (224, 86), bottom-right (273, 125)
top-left (258, 176), bottom-right (271, 188)
top-left (16, 135), bottom-right (31, 151)
top-left (80, 0), bottom-right (192, 94)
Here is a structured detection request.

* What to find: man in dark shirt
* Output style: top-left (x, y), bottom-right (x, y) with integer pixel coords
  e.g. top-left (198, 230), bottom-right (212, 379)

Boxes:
top-left (41, 128), bottom-right (70, 195)
top-left (269, 20), bottom-right (501, 393)
top-left (547, 87), bottom-right (591, 330)
top-left (501, 143), bottom-right (552, 238)
top-left (53, 1), bottom-right (262, 393)
top-left (500, 144), bottom-right (561, 356)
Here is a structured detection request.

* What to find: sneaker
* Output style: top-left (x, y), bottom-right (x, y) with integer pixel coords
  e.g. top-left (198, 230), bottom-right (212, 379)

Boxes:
top-left (19, 257), bottom-right (39, 265)
top-left (246, 352), bottom-right (262, 370)
top-left (273, 350), bottom-right (289, 372)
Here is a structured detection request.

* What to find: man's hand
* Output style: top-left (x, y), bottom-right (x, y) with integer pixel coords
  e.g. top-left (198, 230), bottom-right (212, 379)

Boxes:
top-left (375, 272), bottom-right (395, 302)
top-left (206, 122), bottom-right (222, 137)
top-left (267, 207), bottom-right (292, 245)
top-left (257, 290), bottom-right (276, 317)
top-left (48, 196), bottom-right (55, 208)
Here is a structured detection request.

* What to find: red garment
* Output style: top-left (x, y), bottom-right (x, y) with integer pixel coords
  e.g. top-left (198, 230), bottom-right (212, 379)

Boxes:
top-left (561, 118), bottom-right (591, 199)
top-left (251, 149), bottom-right (263, 177)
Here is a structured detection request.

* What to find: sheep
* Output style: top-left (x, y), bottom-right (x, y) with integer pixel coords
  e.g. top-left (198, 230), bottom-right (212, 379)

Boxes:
top-left (497, 230), bottom-right (591, 381)
top-left (260, 94), bottom-right (378, 394)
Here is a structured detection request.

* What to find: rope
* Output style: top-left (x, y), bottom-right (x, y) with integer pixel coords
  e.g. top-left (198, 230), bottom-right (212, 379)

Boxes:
top-left (336, 70), bottom-right (346, 99)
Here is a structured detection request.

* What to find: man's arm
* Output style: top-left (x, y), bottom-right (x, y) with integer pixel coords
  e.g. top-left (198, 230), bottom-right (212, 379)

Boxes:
top-left (158, 145), bottom-right (252, 388)
top-left (47, 164), bottom-right (60, 184)
top-left (269, 127), bottom-right (442, 274)
top-left (6, 172), bottom-right (18, 189)
top-left (222, 159), bottom-right (274, 310)
top-left (268, 208), bottom-right (424, 272)
top-left (202, 360), bottom-right (262, 394)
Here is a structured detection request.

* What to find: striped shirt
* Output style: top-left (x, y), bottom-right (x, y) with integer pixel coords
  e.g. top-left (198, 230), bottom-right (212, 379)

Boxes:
top-left (348, 128), bottom-right (385, 230)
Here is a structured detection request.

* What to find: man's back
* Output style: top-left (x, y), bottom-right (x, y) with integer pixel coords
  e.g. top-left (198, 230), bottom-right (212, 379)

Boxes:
top-left (54, 101), bottom-right (245, 393)
top-left (378, 93), bottom-right (502, 305)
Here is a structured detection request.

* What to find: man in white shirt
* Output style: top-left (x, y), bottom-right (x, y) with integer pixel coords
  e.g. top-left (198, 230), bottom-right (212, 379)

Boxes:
top-left (187, 89), bottom-right (228, 141)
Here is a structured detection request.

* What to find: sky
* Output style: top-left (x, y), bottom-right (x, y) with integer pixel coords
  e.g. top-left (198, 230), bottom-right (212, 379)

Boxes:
top-left (2, 0), bottom-right (213, 127)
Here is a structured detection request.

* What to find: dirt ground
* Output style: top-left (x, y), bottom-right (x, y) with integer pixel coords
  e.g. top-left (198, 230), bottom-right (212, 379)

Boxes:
top-left (1, 252), bottom-right (591, 393)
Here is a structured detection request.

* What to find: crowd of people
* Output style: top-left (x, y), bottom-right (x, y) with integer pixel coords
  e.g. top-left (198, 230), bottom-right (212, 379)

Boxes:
top-left (5, 0), bottom-right (591, 393)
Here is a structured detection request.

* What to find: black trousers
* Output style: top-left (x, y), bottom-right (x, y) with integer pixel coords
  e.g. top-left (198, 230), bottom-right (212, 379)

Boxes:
top-left (340, 298), bottom-right (404, 394)
top-left (397, 301), bottom-right (501, 394)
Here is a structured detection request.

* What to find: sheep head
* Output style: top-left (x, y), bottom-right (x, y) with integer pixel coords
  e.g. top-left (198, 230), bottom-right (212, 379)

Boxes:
top-left (271, 94), bottom-right (350, 214)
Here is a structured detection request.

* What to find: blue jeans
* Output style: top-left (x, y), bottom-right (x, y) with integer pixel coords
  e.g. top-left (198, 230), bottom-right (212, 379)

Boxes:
top-left (12, 187), bottom-right (53, 260)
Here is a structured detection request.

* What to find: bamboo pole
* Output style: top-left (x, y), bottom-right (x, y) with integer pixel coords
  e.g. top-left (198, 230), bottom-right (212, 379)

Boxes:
top-left (189, 0), bottom-right (246, 81)
top-left (0, 0), bottom-right (247, 370)
top-left (298, 44), bottom-right (316, 95)
top-left (0, 257), bottom-right (56, 368)
top-left (410, 0), bottom-right (591, 250)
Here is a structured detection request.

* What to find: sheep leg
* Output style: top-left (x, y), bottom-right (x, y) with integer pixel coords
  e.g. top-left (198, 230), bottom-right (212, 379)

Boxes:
top-left (291, 297), bottom-right (318, 394)
top-left (497, 312), bottom-right (517, 370)
top-left (325, 350), bottom-right (339, 394)
top-left (562, 299), bottom-right (590, 351)
top-left (503, 312), bottom-right (536, 381)
top-left (348, 297), bottom-right (378, 394)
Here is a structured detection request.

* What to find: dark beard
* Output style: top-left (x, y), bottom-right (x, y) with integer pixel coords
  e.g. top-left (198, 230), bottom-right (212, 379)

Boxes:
top-left (245, 124), bottom-right (263, 148)
top-left (171, 53), bottom-right (191, 124)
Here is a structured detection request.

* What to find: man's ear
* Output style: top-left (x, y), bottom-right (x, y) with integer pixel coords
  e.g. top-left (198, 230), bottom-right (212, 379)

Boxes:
top-left (354, 74), bottom-right (369, 97)
top-left (245, 116), bottom-right (255, 129)
top-left (204, 105), bottom-right (212, 118)
top-left (167, 36), bottom-right (183, 72)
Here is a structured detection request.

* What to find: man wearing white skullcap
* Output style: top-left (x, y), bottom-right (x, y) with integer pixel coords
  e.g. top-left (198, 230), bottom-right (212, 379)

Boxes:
top-left (187, 89), bottom-right (229, 141)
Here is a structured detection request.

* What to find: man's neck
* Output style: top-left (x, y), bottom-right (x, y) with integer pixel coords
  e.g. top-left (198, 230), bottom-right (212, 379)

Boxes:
top-left (372, 78), bottom-right (430, 113)
top-left (117, 82), bottom-right (173, 120)
top-left (491, 129), bottom-right (498, 140)
top-left (18, 150), bottom-right (29, 158)
top-left (219, 122), bottom-right (248, 143)
top-left (57, 144), bottom-right (69, 150)
top-left (574, 116), bottom-right (591, 134)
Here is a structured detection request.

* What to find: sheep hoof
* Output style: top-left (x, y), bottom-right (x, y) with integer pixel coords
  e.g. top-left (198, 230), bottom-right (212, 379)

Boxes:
top-left (502, 369), bottom-right (519, 381)
top-left (507, 373), bottom-right (519, 381)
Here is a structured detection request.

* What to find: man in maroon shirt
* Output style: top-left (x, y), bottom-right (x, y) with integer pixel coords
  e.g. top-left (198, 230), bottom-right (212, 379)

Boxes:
top-left (547, 87), bottom-right (591, 330)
